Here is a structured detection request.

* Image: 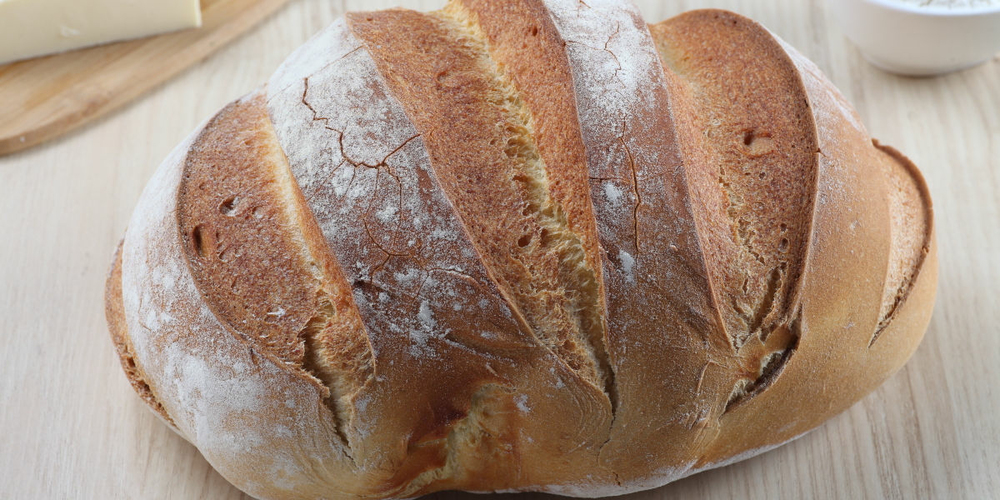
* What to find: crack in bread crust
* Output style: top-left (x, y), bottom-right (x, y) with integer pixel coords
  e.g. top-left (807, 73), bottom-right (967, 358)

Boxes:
top-left (175, 91), bottom-right (373, 456)
top-left (339, 5), bottom-right (619, 492)
top-left (118, 92), bottom-right (361, 499)
top-left (543, 0), bottom-right (728, 483)
top-left (264, 17), bottom-right (584, 495)
top-left (347, 6), bottom-right (611, 399)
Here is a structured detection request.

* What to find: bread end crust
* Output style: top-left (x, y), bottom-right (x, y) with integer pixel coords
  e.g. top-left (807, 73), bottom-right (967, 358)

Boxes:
top-left (105, 239), bottom-right (178, 429)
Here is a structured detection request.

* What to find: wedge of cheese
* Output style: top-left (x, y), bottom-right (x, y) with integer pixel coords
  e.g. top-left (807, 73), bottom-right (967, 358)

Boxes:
top-left (0, 0), bottom-right (202, 65)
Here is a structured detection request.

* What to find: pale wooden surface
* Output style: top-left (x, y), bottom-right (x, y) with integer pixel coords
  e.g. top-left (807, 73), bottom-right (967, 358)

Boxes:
top-left (0, 0), bottom-right (997, 498)
top-left (0, 0), bottom-right (294, 156)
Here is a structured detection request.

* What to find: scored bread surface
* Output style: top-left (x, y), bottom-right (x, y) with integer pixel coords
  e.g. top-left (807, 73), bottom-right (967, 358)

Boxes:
top-left (106, 1), bottom-right (937, 499)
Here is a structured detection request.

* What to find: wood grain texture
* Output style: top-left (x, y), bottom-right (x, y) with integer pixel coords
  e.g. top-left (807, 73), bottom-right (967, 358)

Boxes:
top-left (0, 0), bottom-right (996, 498)
top-left (0, 0), bottom-right (295, 156)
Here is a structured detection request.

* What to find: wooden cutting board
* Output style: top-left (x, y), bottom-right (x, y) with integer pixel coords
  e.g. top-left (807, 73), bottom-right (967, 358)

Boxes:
top-left (0, 0), bottom-right (294, 157)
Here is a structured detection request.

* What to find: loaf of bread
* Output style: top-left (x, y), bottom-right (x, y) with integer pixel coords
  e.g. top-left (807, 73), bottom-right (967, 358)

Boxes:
top-left (105, 1), bottom-right (937, 498)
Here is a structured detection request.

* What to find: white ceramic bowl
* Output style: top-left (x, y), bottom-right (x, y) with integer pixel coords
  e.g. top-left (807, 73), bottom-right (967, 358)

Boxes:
top-left (827, 0), bottom-right (1000, 76)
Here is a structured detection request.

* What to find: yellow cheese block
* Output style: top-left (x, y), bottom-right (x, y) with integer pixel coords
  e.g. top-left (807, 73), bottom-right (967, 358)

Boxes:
top-left (0, 0), bottom-right (201, 65)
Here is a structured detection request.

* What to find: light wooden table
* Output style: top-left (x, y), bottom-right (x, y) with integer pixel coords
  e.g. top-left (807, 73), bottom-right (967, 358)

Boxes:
top-left (1, 0), bottom-right (997, 498)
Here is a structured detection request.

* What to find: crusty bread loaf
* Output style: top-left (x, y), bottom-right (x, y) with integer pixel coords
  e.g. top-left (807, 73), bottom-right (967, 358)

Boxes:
top-left (105, 1), bottom-right (937, 498)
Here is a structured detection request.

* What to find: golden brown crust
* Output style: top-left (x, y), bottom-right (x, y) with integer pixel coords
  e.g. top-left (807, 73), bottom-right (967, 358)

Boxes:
top-left (346, 6), bottom-right (608, 394)
top-left (107, 3), bottom-right (938, 499)
top-left (178, 95), bottom-right (321, 366)
top-left (118, 89), bottom-right (360, 500)
top-left (265, 9), bottom-right (619, 495)
top-left (176, 91), bottom-right (373, 445)
top-left (871, 140), bottom-right (935, 346)
top-left (687, 14), bottom-right (936, 466)
top-left (653, 10), bottom-right (819, 351)
top-left (536, 1), bottom-right (723, 486)
top-left (455, 0), bottom-right (602, 273)
top-left (629, 10), bottom-right (822, 469)
top-left (453, 0), bottom-right (613, 395)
